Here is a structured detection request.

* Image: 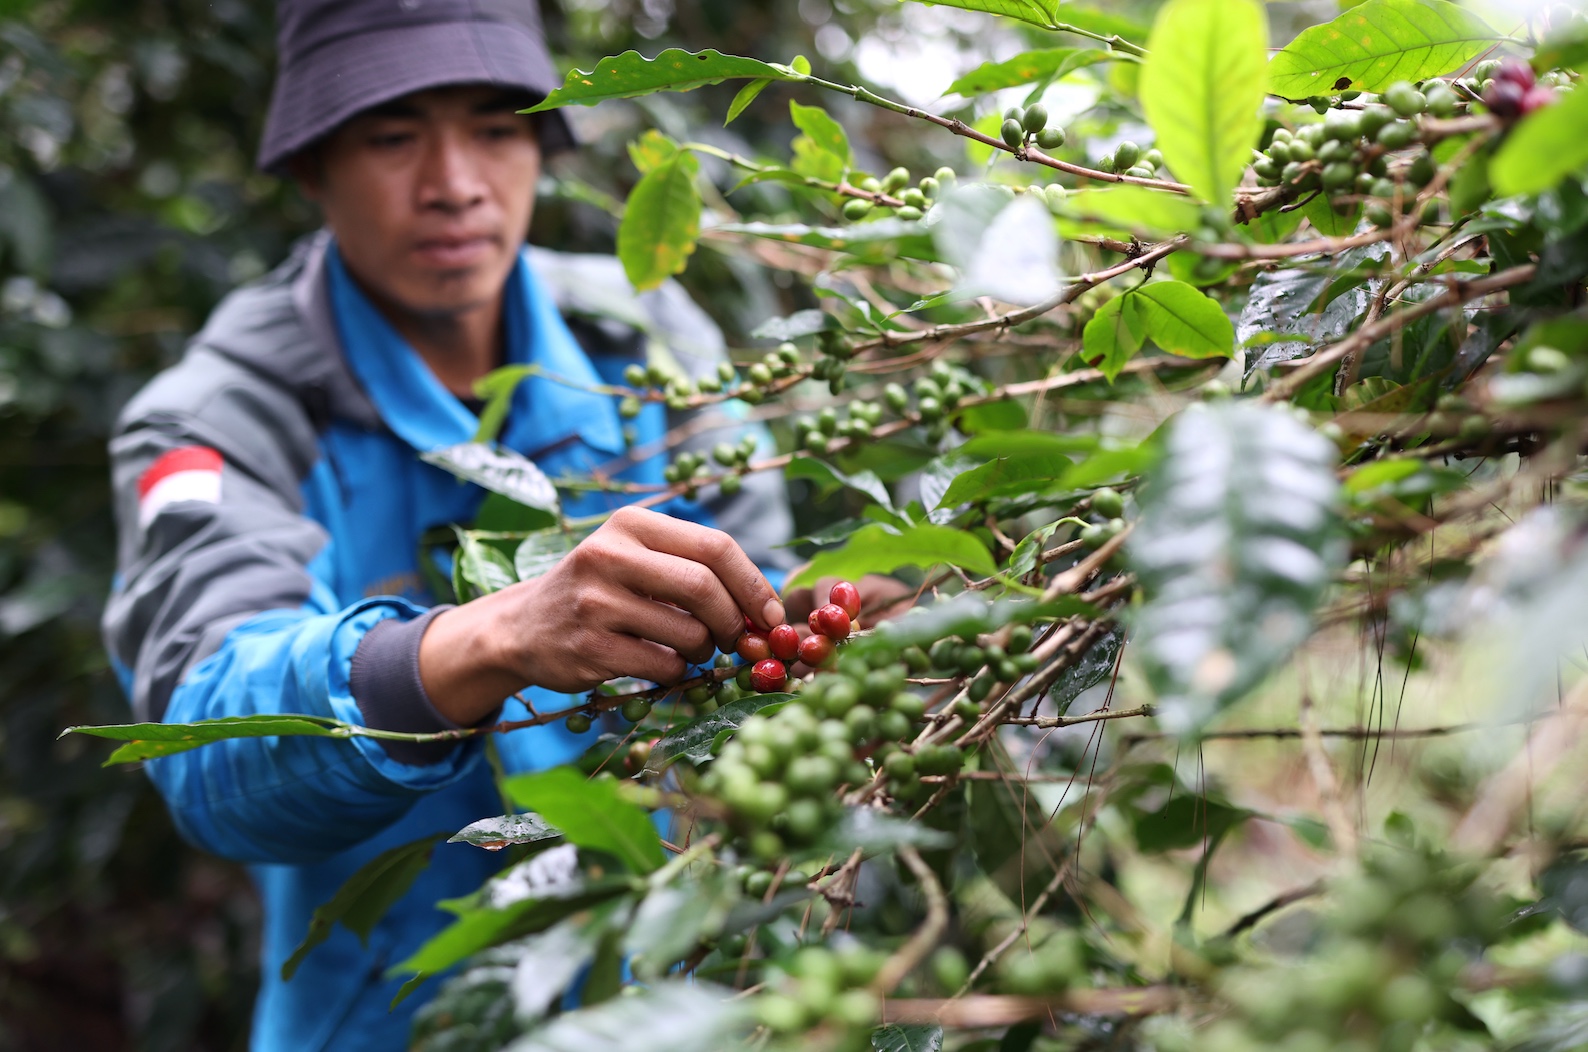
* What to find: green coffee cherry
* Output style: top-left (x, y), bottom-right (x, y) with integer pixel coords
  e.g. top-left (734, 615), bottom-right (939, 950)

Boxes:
top-left (882, 166), bottom-right (910, 192)
top-left (618, 395), bottom-right (642, 419)
top-left (1035, 126), bottom-right (1066, 150)
top-left (1377, 120), bottom-right (1417, 149)
top-left (565, 712), bottom-right (592, 734)
top-left (1425, 82), bottom-right (1459, 117)
top-left (1114, 140), bottom-right (1140, 169)
top-left (896, 205), bottom-right (923, 221)
top-left (1358, 105), bottom-right (1394, 138)
top-left (1407, 151), bottom-right (1436, 187)
top-left (1286, 139), bottom-right (1315, 162)
top-left (1385, 81), bottom-right (1426, 117)
top-left (1366, 203), bottom-right (1395, 229)
top-left (1144, 147), bottom-right (1164, 170)
top-left (934, 165), bottom-right (956, 184)
top-left (883, 382), bottom-right (909, 413)
top-left (747, 362), bottom-right (773, 386)
top-left (901, 187), bottom-right (927, 208)
top-left (842, 198), bottom-right (873, 221)
top-left (1322, 161), bottom-right (1357, 191)
top-left (1000, 118), bottom-right (1025, 148)
top-left (1091, 487), bottom-right (1124, 518)
top-left (623, 363), bottom-right (648, 387)
top-left (1323, 107), bottom-right (1362, 141)
top-left (1318, 138), bottom-right (1355, 164)
top-left (621, 697), bottom-right (651, 723)
top-left (1021, 104), bottom-right (1048, 133)
top-left (1124, 165), bottom-right (1154, 179)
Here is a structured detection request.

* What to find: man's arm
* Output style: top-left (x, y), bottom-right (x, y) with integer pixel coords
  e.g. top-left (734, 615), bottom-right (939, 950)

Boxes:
top-left (418, 507), bottom-right (785, 723)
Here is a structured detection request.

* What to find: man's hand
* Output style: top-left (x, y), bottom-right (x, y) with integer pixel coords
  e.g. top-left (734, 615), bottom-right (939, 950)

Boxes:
top-left (418, 507), bottom-right (785, 725)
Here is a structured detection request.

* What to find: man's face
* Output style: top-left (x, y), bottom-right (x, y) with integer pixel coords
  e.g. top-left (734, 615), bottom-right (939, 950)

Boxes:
top-left (296, 85), bottom-right (541, 317)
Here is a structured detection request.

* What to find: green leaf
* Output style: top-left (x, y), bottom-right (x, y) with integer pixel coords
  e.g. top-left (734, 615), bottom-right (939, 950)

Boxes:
top-left (788, 523), bottom-right (996, 588)
top-left (1138, 0), bottom-right (1268, 207)
top-left (1057, 186), bottom-right (1205, 239)
top-left (454, 528), bottom-right (518, 598)
top-left (897, 0), bottom-right (1147, 42)
top-left (818, 808), bottom-right (954, 856)
top-left (785, 457), bottom-right (895, 511)
top-left (945, 47), bottom-right (1122, 97)
top-left (504, 769), bottom-right (666, 874)
top-left (514, 528), bottom-right (582, 582)
top-left (422, 443), bottom-right (561, 513)
top-left (1490, 84), bottom-right (1588, 197)
top-left (749, 309), bottom-right (832, 341)
top-left (1266, 0), bottom-right (1498, 98)
top-left (719, 219), bottom-right (939, 264)
top-left (474, 492), bottom-right (558, 533)
top-left (502, 980), bottom-right (753, 1052)
top-left (471, 365), bottom-right (534, 443)
top-left (448, 813), bottom-right (563, 850)
top-left (1135, 280), bottom-right (1235, 361)
top-left (393, 847), bottom-right (633, 976)
top-left (626, 129), bottom-right (681, 174)
top-left (1083, 292), bottom-right (1148, 381)
top-left (1058, 442), bottom-right (1159, 489)
top-left (789, 100), bottom-right (851, 166)
top-left (937, 451), bottom-right (1073, 507)
top-left (525, 49), bottom-right (804, 112)
top-left (282, 832), bottom-right (445, 980)
top-left (645, 694), bottom-right (792, 770)
top-left (1132, 794), bottom-right (1250, 852)
top-left (724, 78), bottom-right (772, 124)
top-left (1130, 402), bottom-right (1344, 736)
top-left (504, 914), bottom-right (609, 1022)
top-left (618, 150), bottom-right (702, 291)
top-left (64, 713), bottom-right (348, 765)
top-left (1534, 20), bottom-right (1588, 74)
top-left (872, 1024), bottom-right (945, 1052)
top-left (1301, 193), bottom-right (1363, 238)
top-left (624, 871), bottom-right (740, 979)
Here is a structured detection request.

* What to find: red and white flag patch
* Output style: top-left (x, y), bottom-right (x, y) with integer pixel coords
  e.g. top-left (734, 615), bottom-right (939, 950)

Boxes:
top-left (138, 446), bottom-right (223, 528)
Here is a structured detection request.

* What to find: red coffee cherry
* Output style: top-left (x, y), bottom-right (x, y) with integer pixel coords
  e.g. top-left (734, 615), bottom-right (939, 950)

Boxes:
top-left (768, 623), bottom-right (801, 662)
top-left (798, 633), bottom-right (836, 668)
top-left (737, 632), bottom-right (772, 663)
top-left (1494, 57), bottom-right (1536, 91)
top-left (1520, 85), bottom-right (1556, 115)
top-left (750, 658), bottom-right (787, 693)
top-left (811, 603), bottom-right (852, 641)
top-left (1484, 78), bottom-right (1526, 119)
top-left (828, 580), bottom-right (861, 619)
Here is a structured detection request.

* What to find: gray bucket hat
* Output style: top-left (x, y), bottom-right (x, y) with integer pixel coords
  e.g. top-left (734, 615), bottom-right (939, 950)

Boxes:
top-left (258, 0), bottom-right (575, 173)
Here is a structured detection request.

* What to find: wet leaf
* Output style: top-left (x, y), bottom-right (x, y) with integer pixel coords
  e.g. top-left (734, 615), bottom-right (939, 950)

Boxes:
top-left (450, 813), bottom-right (563, 851)
top-left (422, 443), bottom-right (561, 512)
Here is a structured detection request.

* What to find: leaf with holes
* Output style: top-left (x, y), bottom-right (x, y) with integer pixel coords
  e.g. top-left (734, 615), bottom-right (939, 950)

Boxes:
top-left (1139, 0), bottom-right (1268, 207)
top-left (1267, 0), bottom-right (1498, 98)
top-left (618, 150), bottom-right (702, 291)
top-left (525, 50), bottom-right (805, 111)
top-left (1129, 402), bottom-right (1344, 735)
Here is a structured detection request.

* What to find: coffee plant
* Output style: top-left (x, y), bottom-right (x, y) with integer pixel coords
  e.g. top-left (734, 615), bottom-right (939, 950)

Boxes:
top-left (65, 0), bottom-right (1588, 1049)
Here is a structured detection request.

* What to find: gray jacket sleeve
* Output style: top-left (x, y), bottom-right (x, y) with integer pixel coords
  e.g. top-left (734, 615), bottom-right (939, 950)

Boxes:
top-left (103, 346), bottom-right (327, 724)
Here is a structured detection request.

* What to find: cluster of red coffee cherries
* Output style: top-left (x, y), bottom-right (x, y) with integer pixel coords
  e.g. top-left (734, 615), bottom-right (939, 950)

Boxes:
top-left (1483, 58), bottom-right (1554, 119)
top-left (736, 580), bottom-right (861, 694)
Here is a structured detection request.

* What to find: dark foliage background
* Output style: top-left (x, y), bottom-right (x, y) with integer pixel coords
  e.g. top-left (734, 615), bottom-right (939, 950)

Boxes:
top-left (0, 0), bottom-right (954, 1045)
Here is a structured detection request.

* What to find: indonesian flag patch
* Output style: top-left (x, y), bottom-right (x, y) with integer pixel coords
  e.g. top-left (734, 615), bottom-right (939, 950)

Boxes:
top-left (138, 446), bottom-right (223, 528)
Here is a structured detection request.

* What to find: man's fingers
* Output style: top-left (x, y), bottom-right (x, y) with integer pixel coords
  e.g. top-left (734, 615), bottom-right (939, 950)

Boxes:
top-left (618, 597), bottom-right (716, 665)
top-left (613, 550), bottom-right (745, 649)
top-left (598, 633), bottom-right (689, 686)
top-left (614, 507), bottom-right (785, 630)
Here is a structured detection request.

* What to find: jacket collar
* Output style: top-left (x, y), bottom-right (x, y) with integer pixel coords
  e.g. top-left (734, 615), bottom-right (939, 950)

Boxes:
top-left (321, 240), bottom-right (625, 458)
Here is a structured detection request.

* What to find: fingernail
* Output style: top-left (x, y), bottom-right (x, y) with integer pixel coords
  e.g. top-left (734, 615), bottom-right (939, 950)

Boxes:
top-left (762, 597), bottom-right (786, 628)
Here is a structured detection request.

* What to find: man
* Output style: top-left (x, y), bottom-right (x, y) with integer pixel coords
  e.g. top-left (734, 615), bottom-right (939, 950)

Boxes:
top-left (101, 1), bottom-right (799, 1047)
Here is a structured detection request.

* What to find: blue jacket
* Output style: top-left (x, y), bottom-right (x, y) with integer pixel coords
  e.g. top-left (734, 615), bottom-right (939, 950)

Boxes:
top-left (101, 233), bottom-right (793, 1050)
